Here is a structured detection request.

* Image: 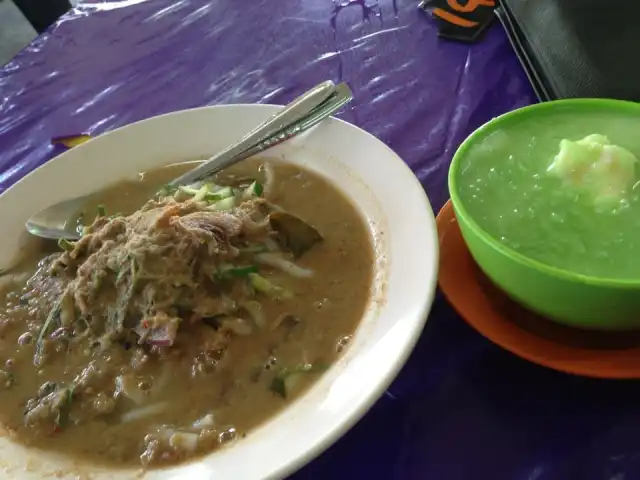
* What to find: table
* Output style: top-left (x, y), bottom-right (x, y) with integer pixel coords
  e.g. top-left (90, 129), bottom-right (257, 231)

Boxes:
top-left (1, 1), bottom-right (638, 479)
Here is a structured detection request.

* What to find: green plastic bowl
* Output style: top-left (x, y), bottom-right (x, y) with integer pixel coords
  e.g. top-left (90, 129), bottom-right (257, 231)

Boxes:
top-left (449, 99), bottom-right (640, 331)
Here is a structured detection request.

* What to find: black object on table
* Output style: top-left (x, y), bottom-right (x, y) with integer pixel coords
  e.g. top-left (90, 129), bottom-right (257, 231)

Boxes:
top-left (497, 0), bottom-right (640, 102)
top-left (12, 0), bottom-right (72, 34)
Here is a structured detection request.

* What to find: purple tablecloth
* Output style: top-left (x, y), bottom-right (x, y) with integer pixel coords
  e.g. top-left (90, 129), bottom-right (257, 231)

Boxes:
top-left (1, 1), bottom-right (639, 479)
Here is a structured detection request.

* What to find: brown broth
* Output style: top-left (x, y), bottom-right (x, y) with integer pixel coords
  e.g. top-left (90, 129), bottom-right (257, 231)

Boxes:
top-left (0, 160), bottom-right (373, 467)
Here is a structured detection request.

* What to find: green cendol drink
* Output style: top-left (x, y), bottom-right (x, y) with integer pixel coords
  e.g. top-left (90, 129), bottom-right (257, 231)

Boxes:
top-left (458, 107), bottom-right (640, 280)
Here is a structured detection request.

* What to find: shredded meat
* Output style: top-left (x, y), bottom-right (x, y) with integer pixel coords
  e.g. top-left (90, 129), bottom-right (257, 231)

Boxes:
top-left (47, 197), bottom-right (272, 349)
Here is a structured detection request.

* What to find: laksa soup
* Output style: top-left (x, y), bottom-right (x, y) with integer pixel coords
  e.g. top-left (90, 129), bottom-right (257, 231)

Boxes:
top-left (0, 159), bottom-right (374, 468)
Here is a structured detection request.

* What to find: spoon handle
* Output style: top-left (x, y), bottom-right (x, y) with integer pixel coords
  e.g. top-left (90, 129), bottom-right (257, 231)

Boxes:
top-left (168, 81), bottom-right (352, 187)
top-left (209, 83), bottom-right (353, 170)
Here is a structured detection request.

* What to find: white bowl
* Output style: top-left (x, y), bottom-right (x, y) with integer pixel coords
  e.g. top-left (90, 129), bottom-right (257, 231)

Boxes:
top-left (0, 105), bottom-right (438, 479)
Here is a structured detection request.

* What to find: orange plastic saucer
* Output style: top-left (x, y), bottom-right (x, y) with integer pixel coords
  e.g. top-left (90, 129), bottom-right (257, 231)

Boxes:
top-left (437, 199), bottom-right (640, 379)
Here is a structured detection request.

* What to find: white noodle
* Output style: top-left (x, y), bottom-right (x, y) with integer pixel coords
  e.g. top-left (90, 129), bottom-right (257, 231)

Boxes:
top-left (193, 413), bottom-right (216, 429)
top-left (119, 402), bottom-right (168, 423)
top-left (263, 238), bottom-right (280, 252)
top-left (255, 253), bottom-right (314, 278)
top-left (116, 374), bottom-right (146, 405)
top-left (222, 317), bottom-right (253, 336)
top-left (241, 301), bottom-right (266, 329)
top-left (262, 162), bottom-right (275, 198)
top-left (169, 432), bottom-right (200, 453)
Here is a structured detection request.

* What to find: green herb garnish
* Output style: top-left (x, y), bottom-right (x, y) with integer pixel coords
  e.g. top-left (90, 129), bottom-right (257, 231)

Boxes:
top-left (58, 238), bottom-right (75, 252)
top-left (270, 363), bottom-right (327, 398)
top-left (157, 184), bottom-right (179, 198)
top-left (54, 384), bottom-right (76, 429)
top-left (248, 273), bottom-right (292, 299)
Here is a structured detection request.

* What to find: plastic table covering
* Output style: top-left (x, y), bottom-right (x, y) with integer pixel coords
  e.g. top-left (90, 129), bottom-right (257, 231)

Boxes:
top-left (1, 1), bottom-right (639, 479)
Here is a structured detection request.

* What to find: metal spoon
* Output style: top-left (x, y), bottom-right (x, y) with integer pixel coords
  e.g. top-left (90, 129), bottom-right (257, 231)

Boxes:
top-left (26, 81), bottom-right (353, 240)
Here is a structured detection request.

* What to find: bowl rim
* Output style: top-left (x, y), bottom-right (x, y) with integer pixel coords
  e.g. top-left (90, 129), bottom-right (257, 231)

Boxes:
top-left (448, 97), bottom-right (640, 289)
